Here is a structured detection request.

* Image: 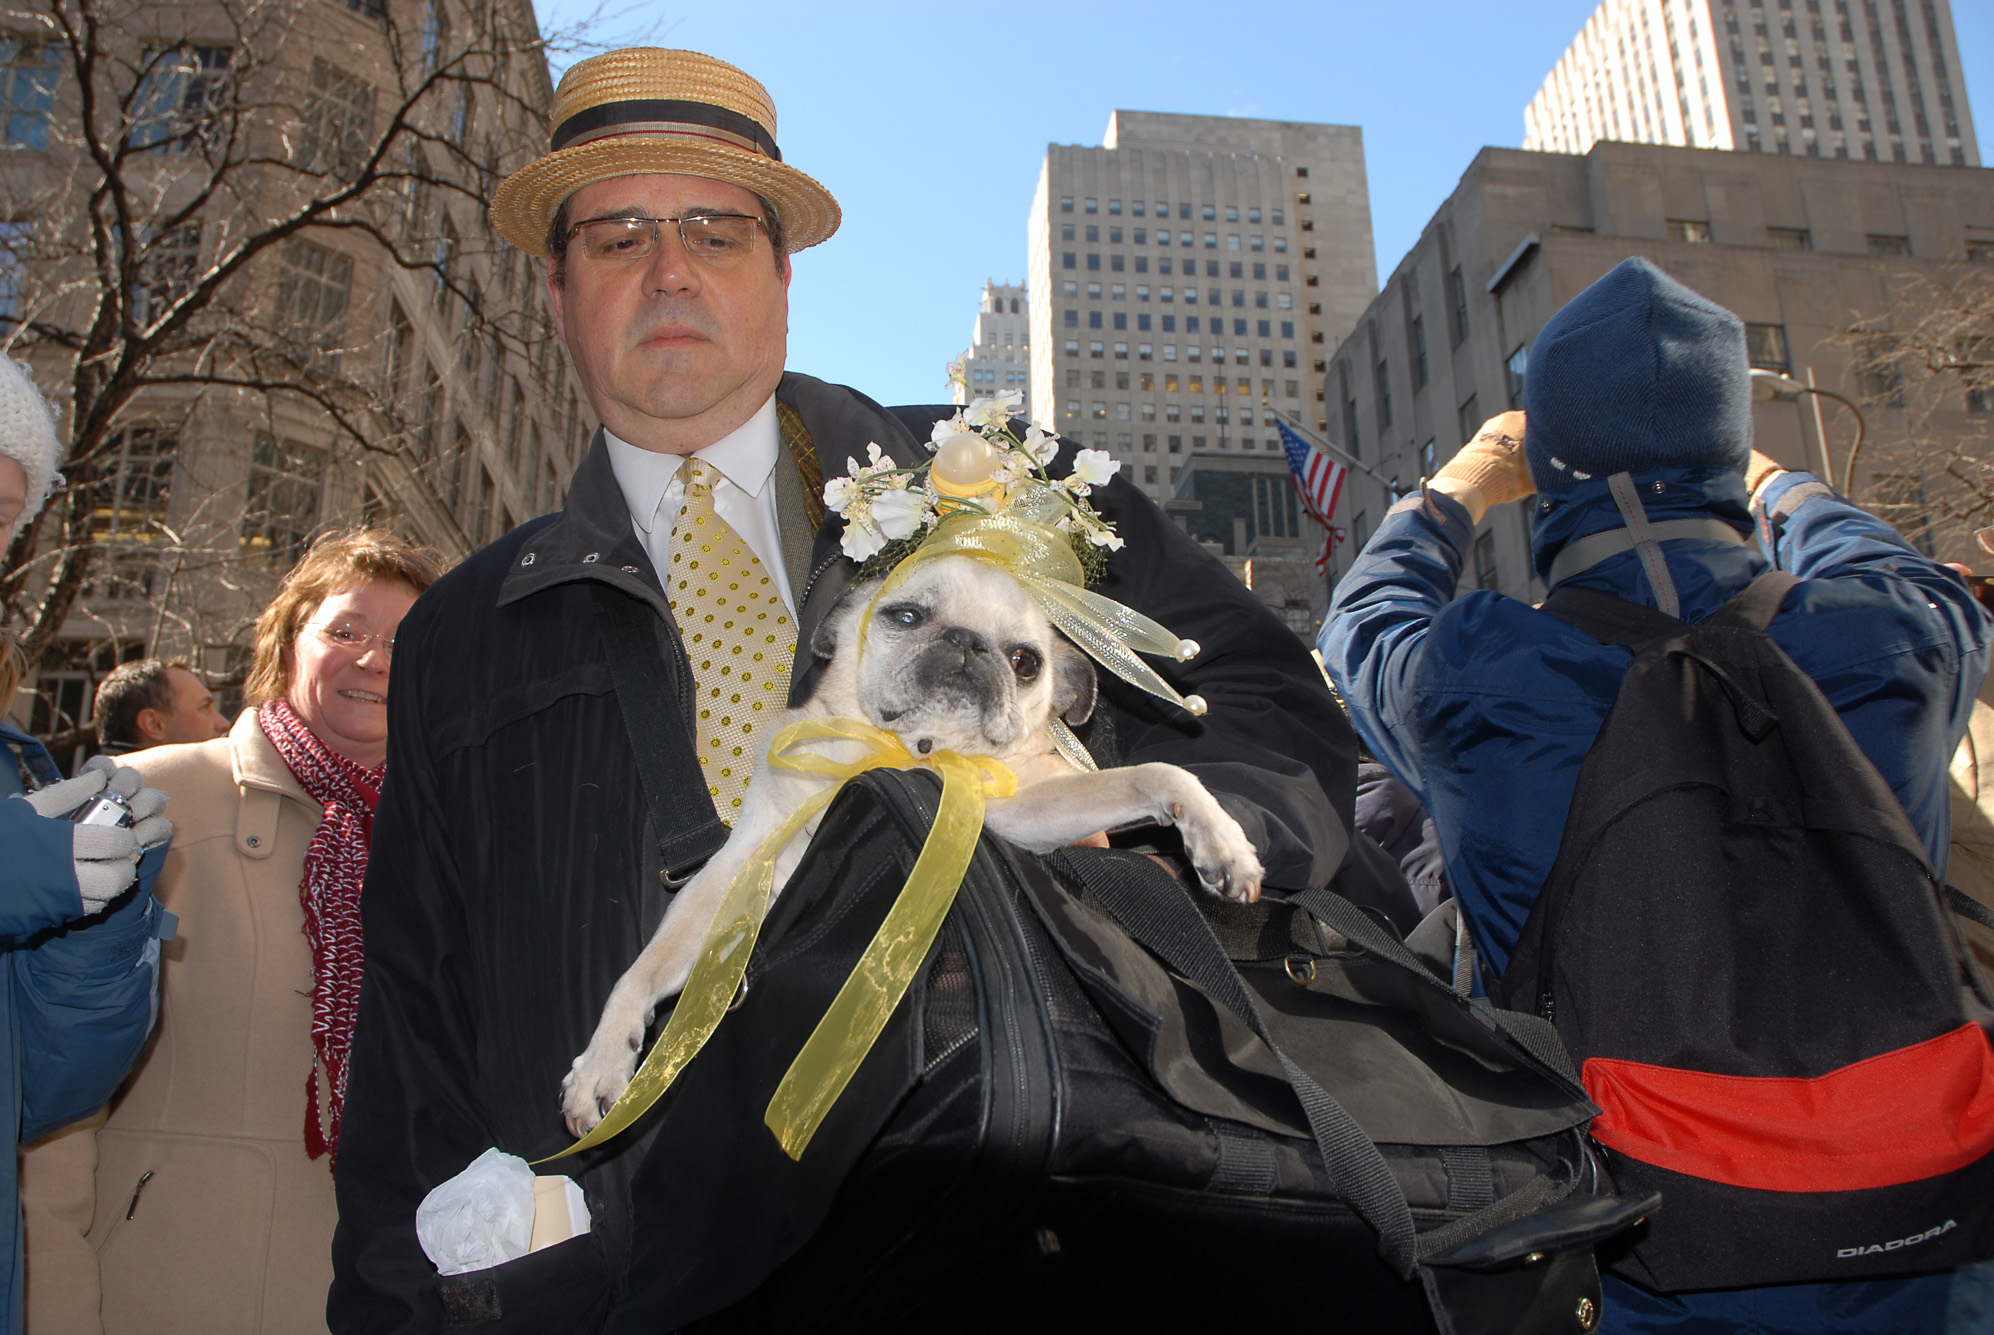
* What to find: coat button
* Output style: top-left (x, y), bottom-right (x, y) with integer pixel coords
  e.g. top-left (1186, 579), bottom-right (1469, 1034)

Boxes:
top-left (245, 835), bottom-right (260, 848)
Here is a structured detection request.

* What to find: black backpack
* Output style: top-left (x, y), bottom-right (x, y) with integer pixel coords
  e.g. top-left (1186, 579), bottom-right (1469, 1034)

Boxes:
top-left (1502, 570), bottom-right (1994, 1292)
top-left (588, 767), bottom-right (1652, 1334)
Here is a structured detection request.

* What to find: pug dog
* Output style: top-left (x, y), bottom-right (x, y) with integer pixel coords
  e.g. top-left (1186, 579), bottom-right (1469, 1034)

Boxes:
top-left (561, 554), bottom-right (1264, 1136)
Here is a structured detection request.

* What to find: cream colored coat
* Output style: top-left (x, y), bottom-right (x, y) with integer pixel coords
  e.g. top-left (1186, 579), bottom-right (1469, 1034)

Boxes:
top-left (20, 709), bottom-right (336, 1334)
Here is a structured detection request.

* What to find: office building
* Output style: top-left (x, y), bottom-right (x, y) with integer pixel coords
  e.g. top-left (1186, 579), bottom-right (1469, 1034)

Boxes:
top-left (1025, 110), bottom-right (1377, 504)
top-left (1524, 0), bottom-right (1977, 166)
top-left (952, 281), bottom-right (1032, 414)
top-left (1324, 140), bottom-right (1994, 602)
top-left (0, 0), bottom-right (585, 751)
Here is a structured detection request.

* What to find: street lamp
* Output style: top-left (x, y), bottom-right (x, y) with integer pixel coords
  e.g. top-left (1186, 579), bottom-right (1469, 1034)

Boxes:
top-left (1750, 368), bottom-right (1868, 497)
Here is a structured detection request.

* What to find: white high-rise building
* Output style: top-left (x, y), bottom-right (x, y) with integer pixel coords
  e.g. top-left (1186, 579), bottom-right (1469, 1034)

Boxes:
top-left (1524, 0), bottom-right (1977, 166)
top-left (1026, 110), bottom-right (1376, 502)
top-left (951, 281), bottom-right (1031, 414)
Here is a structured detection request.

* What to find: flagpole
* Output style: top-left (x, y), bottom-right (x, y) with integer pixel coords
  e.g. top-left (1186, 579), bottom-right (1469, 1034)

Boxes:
top-left (1263, 402), bottom-right (1398, 492)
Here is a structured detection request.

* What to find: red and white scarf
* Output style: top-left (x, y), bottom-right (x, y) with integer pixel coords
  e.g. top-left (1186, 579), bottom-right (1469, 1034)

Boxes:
top-left (258, 698), bottom-right (383, 1169)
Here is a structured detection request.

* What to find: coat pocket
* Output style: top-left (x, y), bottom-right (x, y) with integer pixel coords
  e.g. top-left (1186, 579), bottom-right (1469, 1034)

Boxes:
top-left (435, 1229), bottom-right (613, 1331)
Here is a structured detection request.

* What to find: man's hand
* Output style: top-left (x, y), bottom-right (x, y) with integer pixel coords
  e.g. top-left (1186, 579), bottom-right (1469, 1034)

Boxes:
top-left (1430, 411), bottom-right (1531, 525)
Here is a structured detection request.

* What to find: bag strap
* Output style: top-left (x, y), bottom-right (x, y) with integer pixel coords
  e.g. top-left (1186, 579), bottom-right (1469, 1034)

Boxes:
top-left (1070, 855), bottom-right (1422, 1277)
top-left (589, 583), bottom-right (730, 885)
top-left (1539, 584), bottom-right (1687, 649)
top-left (1703, 569), bottom-right (1801, 633)
top-left (1546, 517), bottom-right (1748, 589)
top-left (1947, 884), bottom-right (1994, 933)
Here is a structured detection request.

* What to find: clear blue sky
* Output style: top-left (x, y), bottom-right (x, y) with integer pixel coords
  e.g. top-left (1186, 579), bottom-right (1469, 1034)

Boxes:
top-left (533, 0), bottom-right (1992, 410)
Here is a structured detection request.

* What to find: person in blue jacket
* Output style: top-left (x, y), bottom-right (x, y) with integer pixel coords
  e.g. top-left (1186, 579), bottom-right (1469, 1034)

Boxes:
top-left (1319, 257), bottom-right (1989, 1334)
top-left (0, 352), bottom-right (172, 1334)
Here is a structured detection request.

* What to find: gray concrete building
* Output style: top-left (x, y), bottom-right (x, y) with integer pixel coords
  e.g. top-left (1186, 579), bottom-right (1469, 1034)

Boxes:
top-left (1164, 447), bottom-right (1331, 637)
top-left (951, 281), bottom-right (1032, 415)
top-left (1025, 110), bottom-right (1377, 504)
top-left (1525, 0), bottom-right (1977, 167)
top-left (1323, 140), bottom-right (1994, 603)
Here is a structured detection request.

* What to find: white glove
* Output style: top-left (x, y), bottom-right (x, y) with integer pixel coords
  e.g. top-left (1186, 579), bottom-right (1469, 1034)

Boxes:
top-left (26, 756), bottom-right (172, 913)
top-left (73, 822), bottom-right (140, 911)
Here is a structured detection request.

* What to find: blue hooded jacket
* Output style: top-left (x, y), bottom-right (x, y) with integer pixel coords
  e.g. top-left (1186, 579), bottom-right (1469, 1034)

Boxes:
top-left (0, 723), bottom-right (165, 1335)
top-left (1320, 470), bottom-right (1987, 1332)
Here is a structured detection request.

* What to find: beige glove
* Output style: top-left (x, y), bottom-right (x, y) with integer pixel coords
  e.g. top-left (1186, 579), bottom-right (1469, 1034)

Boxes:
top-left (1745, 449), bottom-right (1786, 501)
top-left (1430, 411), bottom-right (1531, 525)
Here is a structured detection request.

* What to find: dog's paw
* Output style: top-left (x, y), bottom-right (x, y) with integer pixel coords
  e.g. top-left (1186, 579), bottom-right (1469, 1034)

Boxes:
top-left (1148, 771), bottom-right (1264, 903)
top-left (560, 1024), bottom-right (644, 1139)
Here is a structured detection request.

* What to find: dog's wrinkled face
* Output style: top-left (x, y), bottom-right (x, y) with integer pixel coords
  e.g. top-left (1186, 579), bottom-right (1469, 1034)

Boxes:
top-left (815, 556), bottom-right (1095, 760)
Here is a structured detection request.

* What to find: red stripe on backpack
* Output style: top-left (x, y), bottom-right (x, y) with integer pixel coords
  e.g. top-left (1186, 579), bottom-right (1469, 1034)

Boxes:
top-left (1584, 1024), bottom-right (1994, 1193)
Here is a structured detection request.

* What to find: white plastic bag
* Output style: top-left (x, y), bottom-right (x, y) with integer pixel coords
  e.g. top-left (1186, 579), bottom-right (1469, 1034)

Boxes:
top-left (415, 1147), bottom-right (536, 1276)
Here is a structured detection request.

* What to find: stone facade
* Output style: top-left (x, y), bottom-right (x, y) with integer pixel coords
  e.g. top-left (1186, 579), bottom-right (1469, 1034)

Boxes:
top-left (1525, 0), bottom-right (1978, 168)
top-left (0, 0), bottom-right (585, 743)
top-left (1024, 110), bottom-right (1377, 505)
top-left (951, 281), bottom-right (1032, 415)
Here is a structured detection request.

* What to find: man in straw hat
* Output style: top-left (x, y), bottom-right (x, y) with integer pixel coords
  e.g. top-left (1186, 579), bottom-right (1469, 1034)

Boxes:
top-left (329, 48), bottom-right (1363, 1328)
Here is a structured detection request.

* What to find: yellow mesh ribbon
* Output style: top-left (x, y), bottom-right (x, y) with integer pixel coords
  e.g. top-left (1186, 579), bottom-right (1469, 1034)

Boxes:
top-left (539, 717), bottom-right (1014, 1163)
top-left (863, 491), bottom-right (1205, 716)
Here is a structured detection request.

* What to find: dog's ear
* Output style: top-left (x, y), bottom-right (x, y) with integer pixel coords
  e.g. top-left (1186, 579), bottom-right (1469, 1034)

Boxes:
top-left (1049, 639), bottom-right (1097, 725)
top-left (811, 582), bottom-right (874, 662)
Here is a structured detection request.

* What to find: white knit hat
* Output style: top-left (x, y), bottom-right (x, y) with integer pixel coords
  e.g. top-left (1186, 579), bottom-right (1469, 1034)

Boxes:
top-left (0, 358), bottom-right (62, 523)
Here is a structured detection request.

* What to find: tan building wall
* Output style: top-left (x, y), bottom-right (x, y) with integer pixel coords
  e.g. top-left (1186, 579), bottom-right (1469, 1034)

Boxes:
top-left (1026, 110), bottom-right (1376, 504)
top-left (0, 0), bottom-right (587, 744)
top-left (1324, 140), bottom-right (1994, 604)
top-left (1526, 0), bottom-right (1978, 168)
top-left (951, 281), bottom-right (1031, 414)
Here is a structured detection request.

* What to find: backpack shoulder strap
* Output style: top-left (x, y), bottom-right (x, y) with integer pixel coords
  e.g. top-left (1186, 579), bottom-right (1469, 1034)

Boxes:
top-left (1539, 584), bottom-right (1686, 650)
top-left (1703, 570), bottom-right (1800, 634)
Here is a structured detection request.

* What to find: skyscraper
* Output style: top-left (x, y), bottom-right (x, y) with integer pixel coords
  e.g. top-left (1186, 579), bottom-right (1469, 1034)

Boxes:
top-left (951, 281), bottom-right (1031, 414)
top-left (1524, 0), bottom-right (1977, 167)
top-left (1026, 110), bottom-right (1376, 502)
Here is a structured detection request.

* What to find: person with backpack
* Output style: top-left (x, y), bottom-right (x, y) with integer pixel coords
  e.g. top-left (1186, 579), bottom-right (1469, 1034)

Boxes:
top-left (1319, 257), bottom-right (1990, 1333)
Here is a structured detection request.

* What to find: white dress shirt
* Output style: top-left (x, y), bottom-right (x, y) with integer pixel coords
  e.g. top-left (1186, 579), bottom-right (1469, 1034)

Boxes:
top-left (603, 395), bottom-right (796, 614)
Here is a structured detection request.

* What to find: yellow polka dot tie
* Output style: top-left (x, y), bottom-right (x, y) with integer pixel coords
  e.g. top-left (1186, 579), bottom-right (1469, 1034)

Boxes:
top-left (666, 458), bottom-right (796, 823)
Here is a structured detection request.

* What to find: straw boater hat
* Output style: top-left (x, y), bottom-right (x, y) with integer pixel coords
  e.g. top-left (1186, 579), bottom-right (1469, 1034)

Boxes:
top-left (490, 48), bottom-right (841, 259)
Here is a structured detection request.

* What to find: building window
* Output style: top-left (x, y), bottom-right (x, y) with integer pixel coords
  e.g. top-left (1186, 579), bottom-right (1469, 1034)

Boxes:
top-left (1062, 253), bottom-right (1075, 269)
top-left (1668, 218), bottom-right (1713, 243)
top-left (273, 239), bottom-right (352, 367)
top-left (1411, 315), bottom-right (1430, 388)
top-left (1457, 392), bottom-right (1481, 446)
top-left (1505, 344), bottom-right (1529, 410)
top-left (1867, 233), bottom-right (1910, 255)
top-left (1449, 266), bottom-right (1469, 345)
top-left (132, 222), bottom-right (201, 329)
top-left (1060, 196), bottom-right (1073, 213)
top-left (1766, 226), bottom-right (1813, 250)
top-left (296, 59), bottom-right (376, 179)
top-left (1090, 342), bottom-right (1104, 359)
top-left (1745, 323), bottom-right (1791, 373)
top-left (0, 38), bottom-right (60, 149)
top-left (130, 44), bottom-right (233, 152)
top-left (1422, 439), bottom-right (1436, 476)
top-left (1375, 359), bottom-right (1393, 428)
top-left (86, 425), bottom-right (177, 598)
top-left (1085, 198), bottom-right (1098, 213)
top-left (1087, 254), bottom-right (1100, 271)
top-left (1474, 530), bottom-right (1499, 590)
top-left (242, 434), bottom-right (326, 567)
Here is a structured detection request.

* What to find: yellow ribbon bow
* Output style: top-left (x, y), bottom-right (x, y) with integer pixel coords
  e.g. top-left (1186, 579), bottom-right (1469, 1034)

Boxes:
top-left (864, 488), bottom-right (1207, 718)
top-left (543, 717), bottom-right (1015, 1163)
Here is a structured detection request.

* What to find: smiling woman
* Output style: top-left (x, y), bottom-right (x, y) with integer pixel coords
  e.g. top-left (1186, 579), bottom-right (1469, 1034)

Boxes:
top-left (20, 528), bottom-right (447, 1335)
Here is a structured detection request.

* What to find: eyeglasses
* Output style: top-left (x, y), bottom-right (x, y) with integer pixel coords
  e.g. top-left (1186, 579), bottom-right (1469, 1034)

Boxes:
top-left (312, 620), bottom-right (395, 658)
top-left (566, 213), bottom-right (767, 268)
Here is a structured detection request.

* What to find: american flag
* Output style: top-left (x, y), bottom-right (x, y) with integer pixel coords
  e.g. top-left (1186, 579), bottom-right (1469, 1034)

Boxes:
top-left (1276, 418), bottom-right (1349, 574)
